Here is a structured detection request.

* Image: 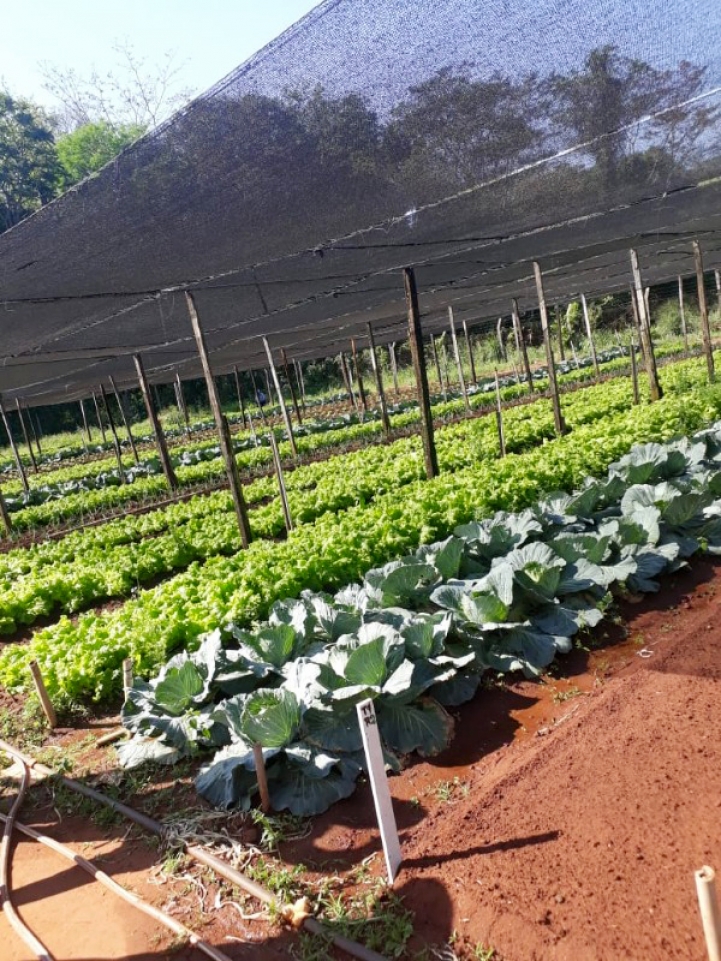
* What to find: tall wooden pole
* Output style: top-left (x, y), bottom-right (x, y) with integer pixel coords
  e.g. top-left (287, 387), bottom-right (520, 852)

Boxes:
top-left (388, 343), bottom-right (400, 396)
top-left (99, 384), bottom-right (126, 481)
top-left (186, 292), bottom-right (252, 546)
top-left (693, 241), bottom-right (715, 383)
top-left (350, 339), bottom-right (368, 417)
top-left (580, 294), bottom-right (599, 376)
top-left (25, 403), bottom-right (42, 460)
top-left (430, 335), bottom-right (446, 400)
top-left (249, 370), bottom-right (268, 425)
top-left (448, 307), bottom-right (470, 415)
top-left (366, 323), bottom-right (391, 438)
top-left (294, 360), bottom-right (307, 409)
top-left (109, 375), bottom-right (139, 464)
top-left (92, 390), bottom-right (108, 444)
top-left (629, 336), bottom-right (640, 405)
top-left (133, 354), bottom-right (178, 492)
top-left (715, 269), bottom-right (721, 312)
top-left (462, 319), bottom-right (477, 385)
top-left (512, 299), bottom-right (534, 395)
top-left (174, 372), bottom-right (191, 437)
top-left (264, 370), bottom-right (273, 405)
top-left (629, 284), bottom-right (647, 369)
top-left (0, 484), bottom-right (11, 535)
top-left (0, 395), bottom-right (29, 493)
top-left (532, 263), bottom-right (566, 435)
top-left (280, 348), bottom-right (303, 425)
top-left (678, 276), bottom-right (689, 351)
top-left (15, 399), bottom-right (38, 473)
top-left (556, 305), bottom-right (566, 362)
top-left (496, 317), bottom-right (506, 361)
top-left (494, 371), bottom-right (506, 457)
top-left (403, 268), bottom-right (438, 479)
top-left (630, 249), bottom-right (663, 400)
top-left (268, 432), bottom-right (293, 534)
top-left (79, 399), bottom-right (92, 443)
top-left (339, 352), bottom-right (357, 412)
top-left (263, 337), bottom-right (298, 459)
top-left (232, 366), bottom-right (247, 429)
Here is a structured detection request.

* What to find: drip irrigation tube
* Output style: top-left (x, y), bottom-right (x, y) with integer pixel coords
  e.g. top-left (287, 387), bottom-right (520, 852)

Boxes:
top-left (0, 738), bottom-right (389, 961)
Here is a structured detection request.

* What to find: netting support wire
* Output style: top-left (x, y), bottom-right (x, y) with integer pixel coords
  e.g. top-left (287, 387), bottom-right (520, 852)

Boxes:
top-left (14, 398), bottom-right (37, 474)
top-left (404, 267), bottom-right (438, 480)
top-left (91, 389), bottom-right (108, 445)
top-left (186, 292), bottom-right (252, 547)
top-left (174, 372), bottom-right (191, 437)
top-left (448, 307), bottom-right (470, 416)
top-left (462, 319), bottom-right (477, 386)
top-left (98, 384), bottom-right (126, 482)
top-left (679, 277), bottom-right (690, 352)
top-left (430, 333), bottom-right (446, 401)
top-left (262, 337), bottom-right (298, 460)
top-left (0, 483), bottom-right (11, 536)
top-left (281, 347), bottom-right (303, 426)
top-left (350, 338), bottom-right (368, 419)
top-left (110, 375), bottom-right (139, 465)
top-left (512, 298), bottom-right (534, 396)
top-left (133, 353), bottom-right (179, 492)
top-left (0, 394), bottom-right (29, 493)
top-left (629, 249), bottom-right (663, 401)
top-left (533, 262), bottom-right (566, 436)
top-left (366, 322), bottom-right (391, 438)
top-left (79, 398), bottom-right (92, 445)
top-left (580, 294), bottom-right (600, 378)
top-left (693, 240), bottom-right (716, 385)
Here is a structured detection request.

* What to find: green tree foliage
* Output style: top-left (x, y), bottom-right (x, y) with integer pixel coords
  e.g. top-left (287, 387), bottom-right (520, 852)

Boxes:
top-left (0, 92), bottom-right (60, 233)
top-left (56, 120), bottom-right (145, 186)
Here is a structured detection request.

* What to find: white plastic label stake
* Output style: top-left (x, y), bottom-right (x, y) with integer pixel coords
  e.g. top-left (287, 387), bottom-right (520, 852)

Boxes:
top-left (356, 697), bottom-right (402, 883)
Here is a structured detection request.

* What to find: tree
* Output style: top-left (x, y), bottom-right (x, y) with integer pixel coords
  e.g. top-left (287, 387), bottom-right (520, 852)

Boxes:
top-left (56, 120), bottom-right (145, 185)
top-left (0, 92), bottom-right (60, 233)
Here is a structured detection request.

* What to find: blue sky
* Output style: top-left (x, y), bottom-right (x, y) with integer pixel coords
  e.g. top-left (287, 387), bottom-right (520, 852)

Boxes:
top-left (1, 1), bottom-right (322, 111)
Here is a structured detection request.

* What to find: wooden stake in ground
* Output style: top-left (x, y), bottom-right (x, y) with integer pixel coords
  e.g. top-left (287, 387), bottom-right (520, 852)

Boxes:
top-left (350, 339), bottom-right (368, 418)
top-left (448, 307), bottom-right (471, 415)
top-left (629, 336), bottom-right (640, 405)
top-left (232, 366), bottom-right (247, 429)
top-left (123, 658), bottom-right (134, 698)
top-left (678, 276), bottom-right (689, 351)
top-left (249, 369), bottom-right (268, 426)
top-left (512, 298), bottom-right (534, 394)
top-left (556, 305), bottom-right (566, 362)
top-left (0, 486), bottom-right (12, 536)
top-left (253, 743), bottom-right (271, 813)
top-left (339, 352), bottom-right (358, 412)
top-left (79, 398), bottom-right (92, 444)
top-left (389, 342), bottom-right (400, 396)
top-left (133, 354), bottom-right (178, 492)
top-left (0, 394), bottom-right (29, 493)
top-left (630, 283), bottom-right (647, 369)
top-left (494, 370), bottom-right (506, 457)
top-left (404, 267), bottom-right (438, 479)
top-left (533, 262), bottom-right (566, 435)
top-left (294, 360), bottom-right (307, 410)
top-left (430, 335), bottom-right (446, 400)
top-left (92, 389), bottom-right (108, 444)
top-left (29, 660), bottom-right (57, 728)
top-left (496, 316), bottom-right (507, 361)
top-left (366, 323), bottom-right (391, 438)
top-left (110, 375), bottom-right (139, 464)
top-left (693, 240), bottom-right (715, 384)
top-left (14, 399), bottom-right (37, 474)
top-left (268, 432), bottom-right (293, 534)
top-left (99, 384), bottom-right (126, 482)
top-left (263, 338), bottom-right (298, 458)
top-left (26, 403), bottom-right (43, 460)
top-left (187, 293), bottom-right (252, 547)
top-left (462, 319), bottom-right (478, 385)
top-left (281, 348), bottom-right (303, 425)
top-left (175, 372), bottom-right (191, 437)
top-left (695, 865), bottom-right (721, 961)
top-left (629, 249), bottom-right (663, 401)
top-left (580, 294), bottom-right (599, 376)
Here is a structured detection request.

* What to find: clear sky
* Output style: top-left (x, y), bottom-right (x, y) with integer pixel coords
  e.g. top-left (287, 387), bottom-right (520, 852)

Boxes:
top-left (2, 0), bottom-right (322, 112)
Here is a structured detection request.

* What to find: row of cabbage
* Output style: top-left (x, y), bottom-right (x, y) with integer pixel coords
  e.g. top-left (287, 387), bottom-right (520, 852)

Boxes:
top-left (117, 423), bottom-right (721, 816)
top-left (1, 368), bottom-right (717, 704)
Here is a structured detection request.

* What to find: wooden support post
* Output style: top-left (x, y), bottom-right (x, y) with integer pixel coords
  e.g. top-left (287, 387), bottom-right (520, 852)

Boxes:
top-left (570, 341), bottom-right (580, 370)
top-left (403, 267), bottom-right (438, 479)
top-left (262, 337), bottom-right (298, 459)
top-left (280, 348), bottom-right (303, 425)
top-left (644, 287), bottom-right (651, 323)
top-left (29, 660), bottom-right (57, 728)
top-left (339, 352), bottom-right (357, 412)
top-left (294, 360), bottom-right (307, 410)
top-left (268, 432), bottom-right (293, 534)
top-left (630, 250), bottom-right (663, 400)
top-left (448, 307), bottom-right (471, 415)
top-left (512, 299), bottom-right (534, 395)
top-left (678, 276), bottom-right (689, 351)
top-left (79, 398), bottom-right (92, 444)
top-left (29, 408), bottom-right (43, 459)
top-left (249, 369), bottom-right (268, 425)
top-left (366, 323), bottom-right (391, 438)
top-left (174, 372), bottom-right (191, 437)
top-left (629, 283), bottom-right (647, 369)
top-left (462, 319), bottom-right (478, 385)
top-left (0, 484), bottom-right (11, 535)
top-left (15, 399), bottom-right (38, 473)
top-left (389, 342), bottom-right (400, 396)
top-left (511, 359), bottom-right (521, 385)
top-left (253, 743), bottom-right (271, 813)
top-left (494, 371), bottom-right (506, 457)
top-left (99, 384), bottom-right (126, 482)
top-left (264, 369), bottom-right (273, 404)
top-left (109, 375), bottom-right (139, 464)
top-left (580, 294), bottom-right (600, 376)
top-left (92, 389), bottom-right (108, 444)
top-left (430, 335), bottom-right (446, 400)
top-left (232, 366), bottom-right (247, 429)
top-left (123, 658), bottom-right (134, 698)
top-left (496, 316), bottom-right (507, 361)
top-left (693, 240), bottom-right (715, 384)
top-left (630, 336), bottom-right (640, 405)
top-left (133, 354), bottom-right (178, 492)
top-left (186, 293), bottom-right (252, 546)
top-left (533, 262), bottom-right (566, 435)
top-left (350, 339), bottom-right (368, 417)
top-left (0, 395), bottom-right (29, 493)
top-left (556, 305), bottom-right (566, 362)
